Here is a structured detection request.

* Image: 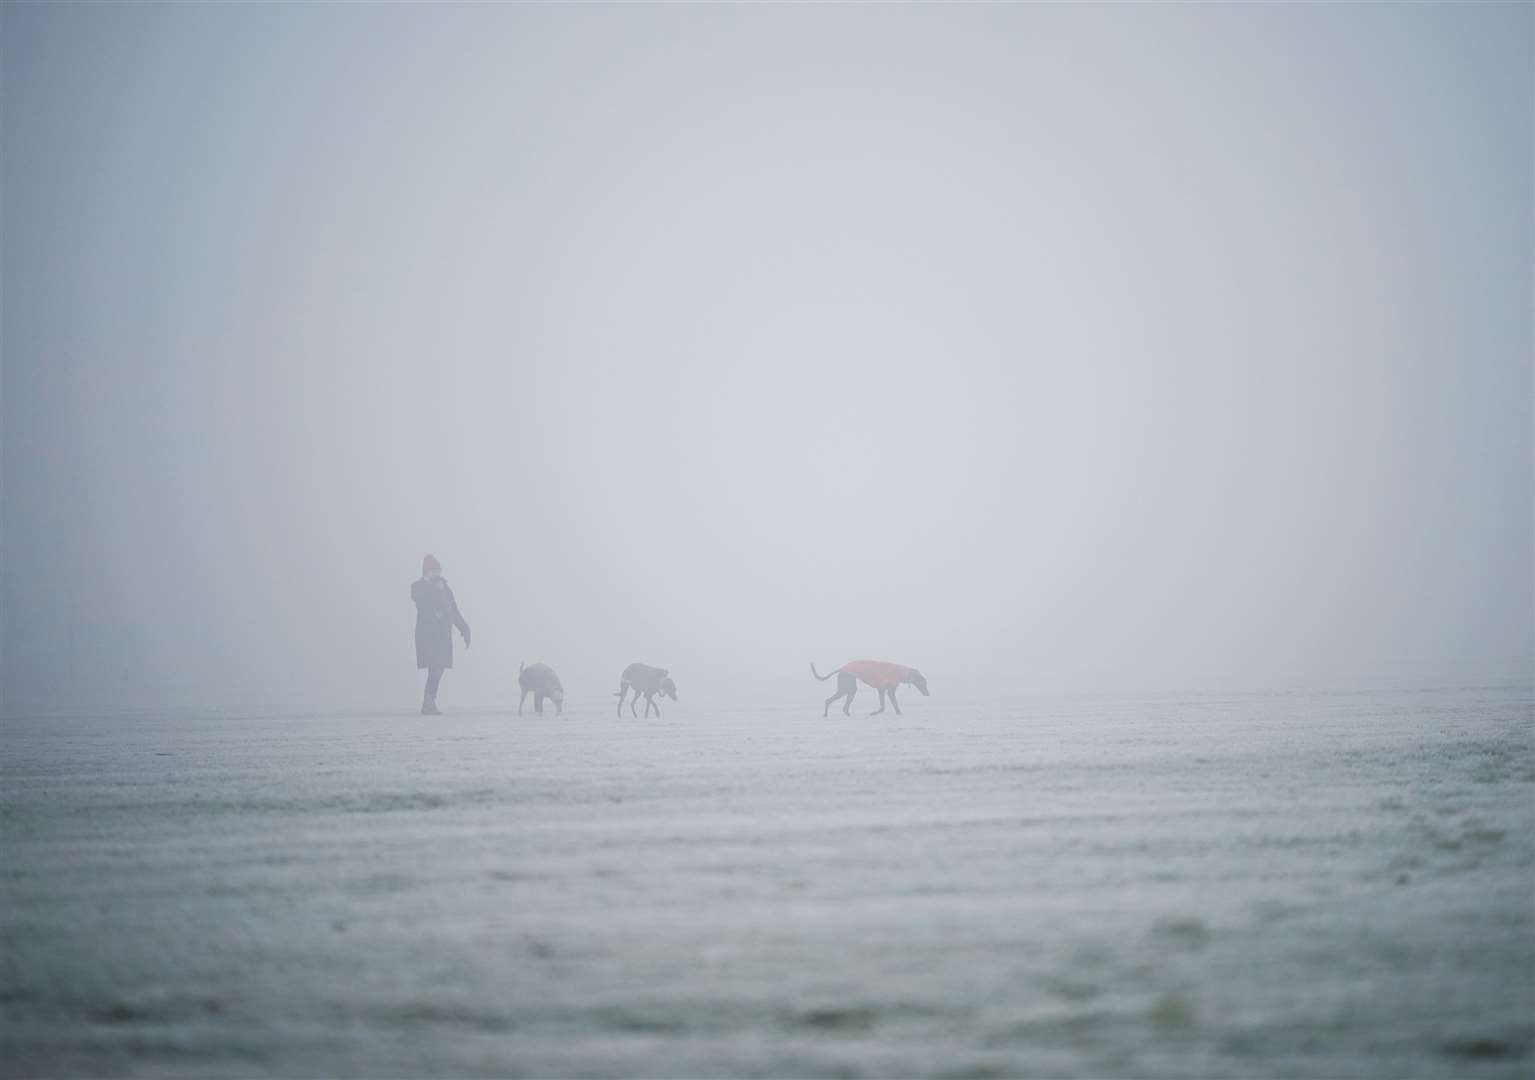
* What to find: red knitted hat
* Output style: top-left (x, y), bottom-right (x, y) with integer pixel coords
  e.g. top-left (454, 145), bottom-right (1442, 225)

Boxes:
top-left (422, 554), bottom-right (442, 575)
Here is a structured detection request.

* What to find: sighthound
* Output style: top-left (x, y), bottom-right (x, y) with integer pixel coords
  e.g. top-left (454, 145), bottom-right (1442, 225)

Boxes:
top-left (811, 660), bottom-right (929, 716)
top-left (617, 662), bottom-right (677, 717)
top-left (517, 662), bottom-right (564, 716)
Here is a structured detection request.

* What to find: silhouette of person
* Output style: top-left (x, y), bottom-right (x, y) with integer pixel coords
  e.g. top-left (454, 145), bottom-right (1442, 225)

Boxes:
top-left (411, 554), bottom-right (470, 715)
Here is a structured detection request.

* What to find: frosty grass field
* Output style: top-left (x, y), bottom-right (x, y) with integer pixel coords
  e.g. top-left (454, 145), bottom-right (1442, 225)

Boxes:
top-left (3, 685), bottom-right (1531, 1078)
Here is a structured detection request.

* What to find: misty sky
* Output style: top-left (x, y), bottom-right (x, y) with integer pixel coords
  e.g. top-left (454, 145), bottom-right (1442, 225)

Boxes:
top-left (3, 3), bottom-right (1531, 708)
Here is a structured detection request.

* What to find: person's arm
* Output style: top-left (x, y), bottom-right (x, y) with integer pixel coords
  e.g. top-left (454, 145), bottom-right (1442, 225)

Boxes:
top-left (447, 586), bottom-right (471, 646)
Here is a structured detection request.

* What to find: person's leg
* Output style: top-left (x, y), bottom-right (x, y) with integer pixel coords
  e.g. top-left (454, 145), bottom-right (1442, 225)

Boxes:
top-left (423, 667), bottom-right (444, 714)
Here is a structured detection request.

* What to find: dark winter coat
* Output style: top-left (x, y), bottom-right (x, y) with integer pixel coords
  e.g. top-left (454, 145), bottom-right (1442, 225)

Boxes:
top-left (519, 662), bottom-right (563, 699)
top-left (412, 576), bottom-right (470, 670)
top-left (518, 662), bottom-right (565, 715)
top-left (620, 663), bottom-right (676, 699)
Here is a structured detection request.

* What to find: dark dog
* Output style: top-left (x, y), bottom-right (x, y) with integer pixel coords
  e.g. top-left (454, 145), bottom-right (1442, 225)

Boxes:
top-left (518, 661), bottom-right (564, 716)
top-left (811, 660), bottom-right (929, 716)
top-left (616, 662), bottom-right (677, 717)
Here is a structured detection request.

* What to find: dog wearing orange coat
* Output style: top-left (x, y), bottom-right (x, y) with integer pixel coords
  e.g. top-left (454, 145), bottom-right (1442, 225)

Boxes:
top-left (811, 660), bottom-right (929, 716)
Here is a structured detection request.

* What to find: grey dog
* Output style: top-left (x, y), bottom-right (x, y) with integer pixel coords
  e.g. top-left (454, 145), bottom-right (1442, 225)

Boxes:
top-left (616, 662), bottom-right (677, 717)
top-left (518, 662), bottom-right (564, 716)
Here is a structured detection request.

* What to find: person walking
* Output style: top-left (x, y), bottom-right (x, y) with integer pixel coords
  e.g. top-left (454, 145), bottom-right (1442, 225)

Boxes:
top-left (411, 554), bottom-right (470, 715)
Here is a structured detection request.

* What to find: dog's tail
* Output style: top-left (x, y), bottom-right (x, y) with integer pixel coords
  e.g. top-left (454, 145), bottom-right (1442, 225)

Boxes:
top-left (810, 663), bottom-right (839, 682)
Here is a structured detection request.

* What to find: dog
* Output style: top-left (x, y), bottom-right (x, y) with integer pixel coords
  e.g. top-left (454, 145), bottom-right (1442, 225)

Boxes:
top-left (518, 662), bottom-right (564, 716)
top-left (811, 660), bottom-right (929, 716)
top-left (616, 662), bottom-right (677, 717)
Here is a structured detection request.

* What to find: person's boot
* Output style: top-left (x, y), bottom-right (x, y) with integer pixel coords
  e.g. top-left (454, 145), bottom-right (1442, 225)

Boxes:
top-left (421, 695), bottom-right (441, 716)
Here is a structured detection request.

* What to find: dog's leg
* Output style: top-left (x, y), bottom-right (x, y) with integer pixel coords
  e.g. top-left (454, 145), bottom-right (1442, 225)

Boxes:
top-left (648, 693), bottom-right (660, 718)
top-left (890, 686), bottom-right (902, 715)
top-left (824, 674), bottom-right (849, 717)
top-left (519, 688), bottom-right (528, 716)
top-left (631, 690), bottom-right (641, 717)
top-left (535, 693), bottom-right (545, 716)
top-left (871, 687), bottom-right (887, 715)
top-left (841, 674), bottom-right (857, 716)
top-left (617, 684), bottom-right (628, 717)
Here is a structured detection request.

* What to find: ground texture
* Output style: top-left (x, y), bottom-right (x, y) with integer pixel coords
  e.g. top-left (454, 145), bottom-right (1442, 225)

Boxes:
top-left (3, 687), bottom-right (1532, 1077)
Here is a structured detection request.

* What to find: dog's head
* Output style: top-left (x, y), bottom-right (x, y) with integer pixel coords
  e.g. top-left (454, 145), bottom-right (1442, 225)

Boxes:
top-left (908, 669), bottom-right (930, 696)
top-left (660, 676), bottom-right (678, 701)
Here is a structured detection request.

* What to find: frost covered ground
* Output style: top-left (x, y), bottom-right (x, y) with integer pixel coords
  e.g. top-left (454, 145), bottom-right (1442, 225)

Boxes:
top-left (3, 686), bottom-right (1532, 1078)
